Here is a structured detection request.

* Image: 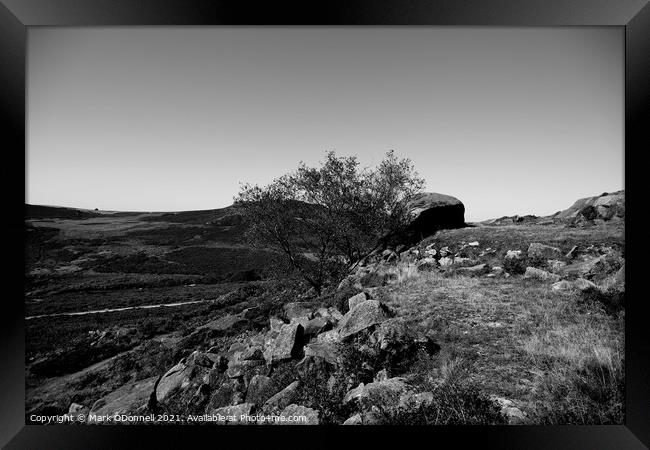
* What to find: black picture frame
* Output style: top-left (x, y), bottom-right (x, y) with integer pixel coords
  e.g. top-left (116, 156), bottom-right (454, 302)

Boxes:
top-left (1, 0), bottom-right (648, 448)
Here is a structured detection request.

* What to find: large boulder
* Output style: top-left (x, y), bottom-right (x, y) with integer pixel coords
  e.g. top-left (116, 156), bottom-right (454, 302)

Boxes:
top-left (555, 190), bottom-right (624, 222)
top-left (384, 192), bottom-right (465, 246)
top-left (263, 323), bottom-right (305, 363)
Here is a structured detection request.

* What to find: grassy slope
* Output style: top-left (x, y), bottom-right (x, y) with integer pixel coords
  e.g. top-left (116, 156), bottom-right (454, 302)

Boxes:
top-left (373, 222), bottom-right (624, 423)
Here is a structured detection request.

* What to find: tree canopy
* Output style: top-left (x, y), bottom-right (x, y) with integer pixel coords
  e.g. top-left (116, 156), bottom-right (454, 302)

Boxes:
top-left (234, 150), bottom-right (424, 294)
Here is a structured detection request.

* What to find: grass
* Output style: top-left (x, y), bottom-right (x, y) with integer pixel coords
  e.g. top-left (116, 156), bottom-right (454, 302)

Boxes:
top-left (378, 265), bottom-right (624, 424)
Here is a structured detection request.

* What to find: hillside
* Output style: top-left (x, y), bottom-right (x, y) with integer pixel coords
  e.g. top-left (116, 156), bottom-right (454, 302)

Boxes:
top-left (24, 192), bottom-right (625, 425)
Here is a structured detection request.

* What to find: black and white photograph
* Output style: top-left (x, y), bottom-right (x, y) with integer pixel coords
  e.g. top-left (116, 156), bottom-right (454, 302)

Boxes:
top-left (23, 25), bottom-right (626, 427)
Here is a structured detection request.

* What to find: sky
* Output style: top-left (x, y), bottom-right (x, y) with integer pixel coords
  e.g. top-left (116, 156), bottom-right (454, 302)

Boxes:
top-left (27, 27), bottom-right (623, 222)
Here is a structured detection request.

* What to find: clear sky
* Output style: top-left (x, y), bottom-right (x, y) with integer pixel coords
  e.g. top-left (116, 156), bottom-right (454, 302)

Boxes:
top-left (27, 27), bottom-right (623, 222)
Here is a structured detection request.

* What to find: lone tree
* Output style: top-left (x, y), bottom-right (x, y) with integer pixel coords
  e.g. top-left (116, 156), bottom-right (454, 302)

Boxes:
top-left (234, 150), bottom-right (424, 295)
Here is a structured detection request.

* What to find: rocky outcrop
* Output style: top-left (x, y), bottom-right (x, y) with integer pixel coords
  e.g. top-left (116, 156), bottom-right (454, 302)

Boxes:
top-left (555, 190), bottom-right (624, 223)
top-left (384, 192), bottom-right (465, 246)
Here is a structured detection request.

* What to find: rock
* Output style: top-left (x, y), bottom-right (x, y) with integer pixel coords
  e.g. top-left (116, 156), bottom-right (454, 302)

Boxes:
top-left (303, 342), bottom-right (338, 364)
top-left (547, 260), bottom-right (567, 273)
top-left (289, 316), bottom-right (310, 328)
top-left (348, 292), bottom-right (371, 311)
top-left (315, 307), bottom-right (344, 323)
top-left (527, 243), bottom-right (562, 260)
top-left (555, 190), bottom-right (624, 221)
top-left (505, 250), bottom-right (522, 260)
top-left (303, 317), bottom-right (331, 337)
top-left (573, 278), bottom-right (598, 291)
top-left (374, 369), bottom-right (390, 382)
top-left (68, 403), bottom-right (88, 416)
top-left (523, 267), bottom-right (560, 282)
top-left (90, 377), bottom-right (157, 416)
top-left (468, 241), bottom-right (479, 247)
top-left (400, 193), bottom-right (465, 244)
top-left (455, 263), bottom-right (489, 276)
top-left (269, 317), bottom-right (285, 331)
top-left (226, 358), bottom-right (265, 379)
top-left (208, 380), bottom-right (244, 410)
top-left (338, 300), bottom-right (392, 340)
top-left (613, 263), bottom-right (625, 288)
top-left (156, 362), bottom-right (197, 402)
top-left (453, 257), bottom-right (477, 267)
top-left (561, 252), bottom-right (623, 280)
top-left (240, 346), bottom-right (265, 361)
top-left (552, 277), bottom-right (600, 293)
top-left (283, 303), bottom-right (314, 321)
top-left (315, 329), bottom-right (341, 344)
top-left (208, 403), bottom-right (255, 424)
top-left (245, 375), bottom-right (278, 406)
top-left (263, 323), bottom-right (305, 363)
top-left (416, 257), bottom-right (438, 271)
top-left (565, 245), bottom-right (579, 259)
top-left (263, 381), bottom-right (300, 412)
top-left (439, 257), bottom-right (454, 267)
top-left (490, 396), bottom-right (526, 424)
top-left (343, 378), bottom-right (410, 411)
top-left (279, 404), bottom-right (320, 425)
top-left (551, 280), bottom-right (574, 292)
top-left (200, 314), bottom-right (248, 332)
top-left (398, 391), bottom-right (435, 409)
top-left (343, 413), bottom-right (363, 425)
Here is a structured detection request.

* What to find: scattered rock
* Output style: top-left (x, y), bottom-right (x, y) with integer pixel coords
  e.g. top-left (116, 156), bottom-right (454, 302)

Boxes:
top-left (490, 396), bottom-right (526, 424)
top-left (245, 375), bottom-right (278, 406)
top-left (455, 263), bottom-right (489, 276)
top-left (91, 377), bottom-right (157, 417)
top-left (208, 403), bottom-right (255, 424)
top-left (283, 303), bottom-right (314, 321)
top-left (343, 413), bottom-right (363, 425)
top-left (279, 404), bottom-right (320, 425)
top-left (416, 257), bottom-right (438, 271)
top-left (527, 243), bottom-right (562, 260)
top-left (200, 314), bottom-right (248, 332)
top-left (439, 257), bottom-right (454, 267)
top-left (505, 250), bottom-right (522, 260)
top-left (338, 300), bottom-right (392, 340)
top-left (343, 378), bottom-right (410, 411)
top-left (523, 267), bottom-right (560, 282)
top-left (263, 381), bottom-right (300, 412)
top-left (269, 317), bottom-right (285, 331)
top-left (348, 292), bottom-right (371, 311)
top-left (303, 342), bottom-right (338, 364)
top-left (263, 323), bottom-right (305, 363)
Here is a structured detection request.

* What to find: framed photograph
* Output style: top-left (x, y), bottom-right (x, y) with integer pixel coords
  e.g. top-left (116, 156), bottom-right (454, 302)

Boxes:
top-left (2, 0), bottom-right (648, 448)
